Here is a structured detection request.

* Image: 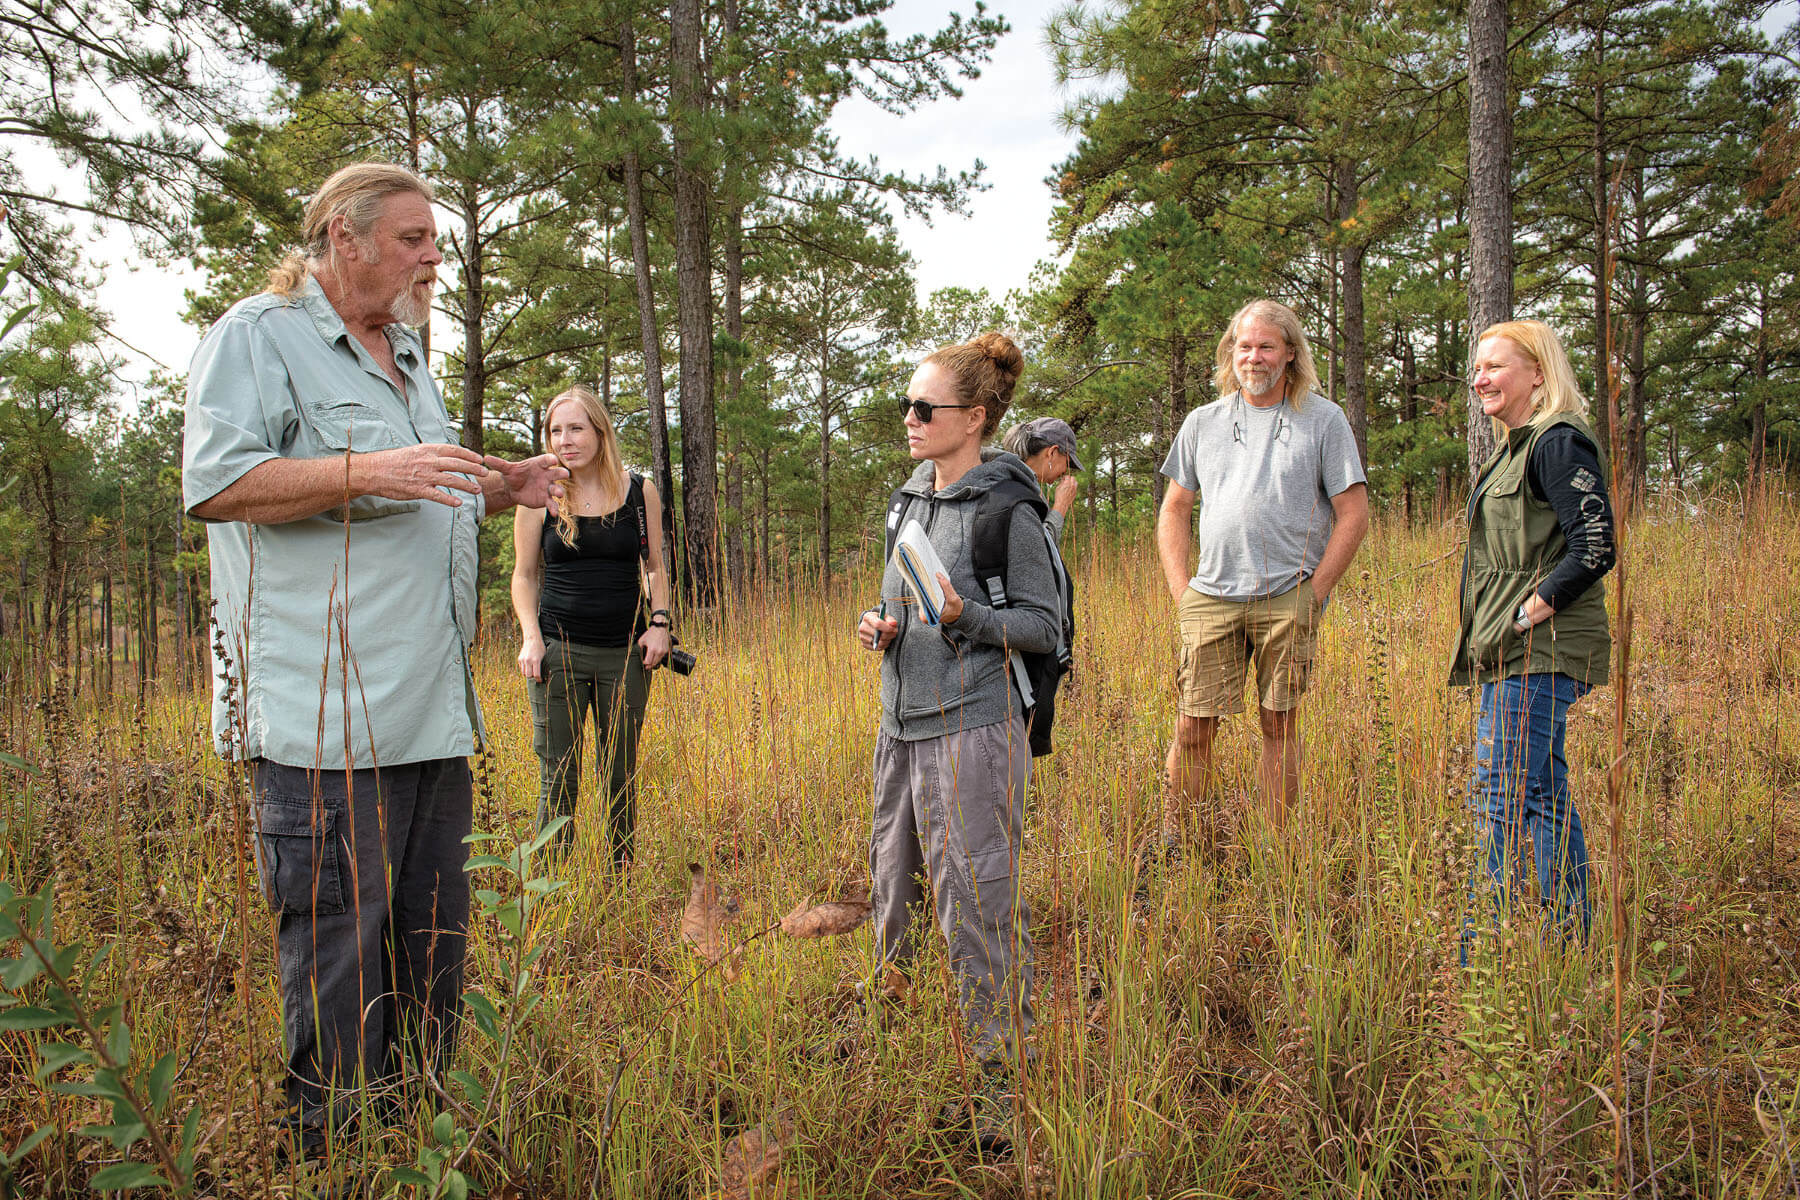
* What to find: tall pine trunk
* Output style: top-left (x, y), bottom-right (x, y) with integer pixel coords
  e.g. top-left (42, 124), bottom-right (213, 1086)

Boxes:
top-left (1466, 0), bottom-right (1511, 473)
top-left (1750, 297), bottom-right (1768, 490)
top-left (1621, 162), bottom-right (1648, 513)
top-left (1335, 159), bottom-right (1369, 466)
top-left (1590, 22), bottom-right (1614, 450)
top-left (457, 147), bottom-right (486, 454)
top-left (816, 340), bottom-right (832, 578)
top-left (1400, 330), bottom-right (1419, 524)
top-left (721, 0), bottom-right (747, 594)
top-left (670, 0), bottom-right (718, 603)
top-left (620, 18), bottom-right (679, 571)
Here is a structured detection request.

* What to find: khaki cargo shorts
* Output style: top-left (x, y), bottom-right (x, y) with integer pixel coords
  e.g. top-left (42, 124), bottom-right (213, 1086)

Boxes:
top-left (1176, 580), bottom-right (1321, 717)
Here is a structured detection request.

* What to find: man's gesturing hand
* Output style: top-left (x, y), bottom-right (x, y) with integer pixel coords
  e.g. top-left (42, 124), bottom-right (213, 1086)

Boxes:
top-left (482, 453), bottom-right (569, 511)
top-left (354, 443), bottom-right (488, 506)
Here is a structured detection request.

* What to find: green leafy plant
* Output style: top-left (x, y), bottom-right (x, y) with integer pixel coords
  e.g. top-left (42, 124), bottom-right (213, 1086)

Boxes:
top-left (0, 821), bottom-right (200, 1194)
top-left (392, 814), bottom-right (572, 1197)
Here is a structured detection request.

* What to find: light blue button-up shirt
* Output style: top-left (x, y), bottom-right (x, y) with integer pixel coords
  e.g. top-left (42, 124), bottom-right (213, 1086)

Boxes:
top-left (183, 276), bottom-right (486, 768)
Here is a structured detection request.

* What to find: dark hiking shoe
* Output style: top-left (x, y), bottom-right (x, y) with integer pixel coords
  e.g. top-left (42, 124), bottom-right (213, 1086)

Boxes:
top-left (938, 1064), bottom-right (1016, 1158)
top-left (275, 1124), bottom-right (330, 1167)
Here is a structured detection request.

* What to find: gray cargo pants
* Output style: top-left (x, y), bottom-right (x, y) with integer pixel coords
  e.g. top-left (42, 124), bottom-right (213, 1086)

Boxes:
top-left (869, 717), bottom-right (1033, 1062)
top-left (250, 758), bottom-right (471, 1140)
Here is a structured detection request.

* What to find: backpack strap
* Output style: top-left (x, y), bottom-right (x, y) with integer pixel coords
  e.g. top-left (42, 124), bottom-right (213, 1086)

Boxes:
top-left (882, 484), bottom-right (910, 563)
top-left (630, 472), bottom-right (648, 559)
top-left (969, 479), bottom-right (1049, 610)
top-left (969, 479), bottom-right (1050, 708)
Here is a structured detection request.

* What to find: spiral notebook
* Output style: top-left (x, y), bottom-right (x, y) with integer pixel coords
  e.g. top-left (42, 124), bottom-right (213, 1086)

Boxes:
top-left (892, 518), bottom-right (947, 626)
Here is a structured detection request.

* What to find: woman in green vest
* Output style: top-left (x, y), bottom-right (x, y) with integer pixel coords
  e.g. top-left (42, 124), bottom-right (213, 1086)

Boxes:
top-left (1452, 320), bottom-right (1616, 956)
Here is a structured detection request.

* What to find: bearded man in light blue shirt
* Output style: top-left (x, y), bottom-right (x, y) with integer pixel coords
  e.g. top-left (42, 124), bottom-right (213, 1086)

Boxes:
top-left (183, 162), bottom-right (564, 1158)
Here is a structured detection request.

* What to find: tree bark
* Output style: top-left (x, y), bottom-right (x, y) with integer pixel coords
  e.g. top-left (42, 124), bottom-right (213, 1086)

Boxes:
top-left (1750, 295), bottom-right (1768, 490)
top-left (759, 444), bottom-right (772, 586)
top-left (1400, 329), bottom-right (1419, 524)
top-left (620, 18), bottom-right (679, 575)
top-left (457, 144), bottom-right (486, 454)
top-left (721, 0), bottom-right (746, 595)
top-left (1466, 0), bottom-right (1511, 474)
top-left (1622, 161), bottom-right (1648, 513)
top-left (671, 0), bottom-right (718, 603)
top-left (1591, 23), bottom-right (1614, 452)
top-left (405, 65), bottom-right (430, 362)
top-left (817, 351), bottom-right (832, 579)
top-left (1335, 158), bottom-right (1369, 466)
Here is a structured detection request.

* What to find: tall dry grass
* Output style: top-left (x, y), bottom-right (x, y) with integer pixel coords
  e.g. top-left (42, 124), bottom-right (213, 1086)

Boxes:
top-left (1, 499), bottom-right (1797, 1198)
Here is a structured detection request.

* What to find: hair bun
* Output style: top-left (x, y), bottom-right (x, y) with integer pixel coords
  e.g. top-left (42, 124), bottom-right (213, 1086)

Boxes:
top-left (971, 332), bottom-right (1024, 387)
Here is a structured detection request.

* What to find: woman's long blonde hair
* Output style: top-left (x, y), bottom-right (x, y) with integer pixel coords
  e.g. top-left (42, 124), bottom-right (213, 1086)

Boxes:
top-left (543, 385), bottom-right (627, 547)
top-left (1476, 320), bottom-right (1588, 440)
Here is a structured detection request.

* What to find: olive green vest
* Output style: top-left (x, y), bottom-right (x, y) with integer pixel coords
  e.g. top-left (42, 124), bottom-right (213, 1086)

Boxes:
top-left (1448, 413), bottom-right (1612, 687)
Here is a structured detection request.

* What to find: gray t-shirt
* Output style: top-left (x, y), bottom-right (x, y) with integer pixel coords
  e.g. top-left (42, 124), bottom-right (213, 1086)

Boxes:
top-left (1159, 391), bottom-right (1366, 600)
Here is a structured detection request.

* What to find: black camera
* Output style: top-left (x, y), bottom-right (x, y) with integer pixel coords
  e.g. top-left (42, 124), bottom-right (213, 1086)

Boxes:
top-left (664, 647), bottom-right (697, 676)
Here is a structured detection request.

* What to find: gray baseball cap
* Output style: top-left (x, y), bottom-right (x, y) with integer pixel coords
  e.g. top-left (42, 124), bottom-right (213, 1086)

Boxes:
top-left (1018, 417), bottom-right (1082, 472)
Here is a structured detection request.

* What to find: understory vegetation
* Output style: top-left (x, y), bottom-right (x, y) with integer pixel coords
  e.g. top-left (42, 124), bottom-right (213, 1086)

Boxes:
top-left (1, 503), bottom-right (1797, 1198)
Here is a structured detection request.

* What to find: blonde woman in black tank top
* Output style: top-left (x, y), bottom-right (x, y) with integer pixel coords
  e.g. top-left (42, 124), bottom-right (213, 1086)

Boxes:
top-left (511, 385), bottom-right (671, 867)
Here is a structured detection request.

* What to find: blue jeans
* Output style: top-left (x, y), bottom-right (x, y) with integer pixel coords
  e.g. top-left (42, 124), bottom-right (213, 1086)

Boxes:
top-left (1463, 673), bottom-right (1592, 959)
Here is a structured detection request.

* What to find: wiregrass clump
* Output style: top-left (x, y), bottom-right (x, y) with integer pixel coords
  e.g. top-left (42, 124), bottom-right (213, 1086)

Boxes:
top-left (0, 501), bottom-right (1796, 1197)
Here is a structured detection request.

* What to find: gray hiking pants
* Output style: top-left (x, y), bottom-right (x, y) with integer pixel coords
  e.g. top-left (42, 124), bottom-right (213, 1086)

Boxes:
top-left (869, 717), bottom-right (1033, 1062)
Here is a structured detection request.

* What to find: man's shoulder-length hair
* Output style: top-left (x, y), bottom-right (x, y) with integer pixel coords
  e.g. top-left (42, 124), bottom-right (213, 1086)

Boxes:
top-left (1212, 298), bottom-right (1322, 410)
top-left (266, 163), bottom-right (435, 297)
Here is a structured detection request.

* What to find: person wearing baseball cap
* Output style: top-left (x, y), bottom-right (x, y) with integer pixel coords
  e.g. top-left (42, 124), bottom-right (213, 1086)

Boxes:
top-left (1002, 416), bottom-right (1081, 544)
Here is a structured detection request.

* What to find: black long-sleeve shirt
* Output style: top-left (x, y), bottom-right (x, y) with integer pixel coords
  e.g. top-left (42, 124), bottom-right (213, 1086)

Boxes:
top-left (1527, 425), bottom-right (1617, 612)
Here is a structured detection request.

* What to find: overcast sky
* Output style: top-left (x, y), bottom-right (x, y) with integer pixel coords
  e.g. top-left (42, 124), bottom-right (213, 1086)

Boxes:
top-left (68, 0), bottom-right (1076, 394)
top-left (830, 0), bottom-right (1078, 304)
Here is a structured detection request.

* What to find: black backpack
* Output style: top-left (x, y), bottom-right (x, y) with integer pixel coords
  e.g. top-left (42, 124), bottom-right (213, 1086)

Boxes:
top-left (883, 479), bottom-right (1075, 757)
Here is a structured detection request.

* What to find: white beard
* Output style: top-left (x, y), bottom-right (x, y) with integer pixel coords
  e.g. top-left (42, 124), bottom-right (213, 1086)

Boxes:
top-left (390, 279), bottom-right (433, 328)
top-left (1240, 365), bottom-right (1278, 396)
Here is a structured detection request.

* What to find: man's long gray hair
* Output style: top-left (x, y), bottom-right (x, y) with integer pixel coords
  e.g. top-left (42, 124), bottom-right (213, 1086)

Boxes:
top-left (266, 163), bottom-right (435, 296)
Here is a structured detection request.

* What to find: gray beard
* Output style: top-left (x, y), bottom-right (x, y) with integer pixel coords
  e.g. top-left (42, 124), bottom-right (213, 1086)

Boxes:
top-left (1240, 367), bottom-right (1277, 396)
top-left (390, 281), bottom-right (432, 328)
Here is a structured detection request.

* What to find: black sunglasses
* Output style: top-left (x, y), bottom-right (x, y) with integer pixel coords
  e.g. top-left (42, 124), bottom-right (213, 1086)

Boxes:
top-left (898, 397), bottom-right (978, 424)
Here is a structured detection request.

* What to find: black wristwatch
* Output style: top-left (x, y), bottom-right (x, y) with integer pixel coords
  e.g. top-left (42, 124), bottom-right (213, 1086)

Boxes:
top-left (649, 607), bottom-right (672, 630)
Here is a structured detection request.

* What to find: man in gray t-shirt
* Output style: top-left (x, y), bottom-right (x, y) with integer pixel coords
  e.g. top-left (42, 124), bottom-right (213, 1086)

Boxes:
top-left (1154, 300), bottom-right (1369, 838)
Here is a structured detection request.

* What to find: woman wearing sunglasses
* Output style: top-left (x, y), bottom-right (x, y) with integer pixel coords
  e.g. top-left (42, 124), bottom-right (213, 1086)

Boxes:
top-left (856, 332), bottom-right (1059, 1140)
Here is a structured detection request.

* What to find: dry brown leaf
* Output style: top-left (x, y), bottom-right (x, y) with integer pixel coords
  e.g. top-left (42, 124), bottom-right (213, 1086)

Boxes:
top-left (777, 895), bottom-right (871, 939)
top-left (881, 965), bottom-right (911, 1003)
top-left (718, 1112), bottom-right (795, 1200)
top-left (681, 862), bottom-right (741, 970)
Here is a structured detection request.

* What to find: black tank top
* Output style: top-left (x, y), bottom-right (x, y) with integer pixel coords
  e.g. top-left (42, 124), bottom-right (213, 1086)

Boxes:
top-left (537, 475), bottom-right (645, 648)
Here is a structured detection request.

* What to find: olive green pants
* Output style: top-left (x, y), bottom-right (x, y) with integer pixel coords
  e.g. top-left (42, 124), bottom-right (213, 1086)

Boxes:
top-left (528, 638), bottom-right (650, 864)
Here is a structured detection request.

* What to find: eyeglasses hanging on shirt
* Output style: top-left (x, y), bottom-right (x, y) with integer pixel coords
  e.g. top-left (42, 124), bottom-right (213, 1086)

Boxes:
top-left (1232, 394), bottom-right (1292, 447)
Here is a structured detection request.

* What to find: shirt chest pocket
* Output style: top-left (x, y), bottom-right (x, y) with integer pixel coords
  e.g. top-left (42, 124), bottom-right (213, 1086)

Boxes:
top-left (303, 397), bottom-right (410, 453)
top-left (300, 397), bottom-right (422, 521)
top-left (1476, 469), bottom-right (1527, 559)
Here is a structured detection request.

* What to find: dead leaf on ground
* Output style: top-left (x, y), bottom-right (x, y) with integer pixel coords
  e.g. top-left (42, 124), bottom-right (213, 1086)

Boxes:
top-left (717, 1111), bottom-right (795, 1200)
top-left (882, 965), bottom-right (911, 1003)
top-left (778, 895), bottom-right (871, 939)
top-left (681, 862), bottom-right (742, 975)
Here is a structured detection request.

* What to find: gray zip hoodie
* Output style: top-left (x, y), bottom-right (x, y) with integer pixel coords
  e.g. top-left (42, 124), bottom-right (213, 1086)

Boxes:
top-left (877, 450), bottom-right (1059, 741)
